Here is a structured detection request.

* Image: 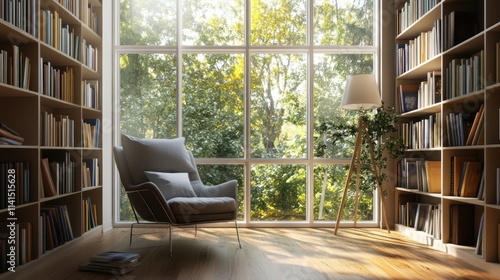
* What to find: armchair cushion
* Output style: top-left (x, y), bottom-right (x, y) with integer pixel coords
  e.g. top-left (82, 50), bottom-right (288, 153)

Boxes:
top-left (121, 134), bottom-right (196, 184)
top-left (144, 171), bottom-right (196, 200)
top-left (168, 197), bottom-right (237, 223)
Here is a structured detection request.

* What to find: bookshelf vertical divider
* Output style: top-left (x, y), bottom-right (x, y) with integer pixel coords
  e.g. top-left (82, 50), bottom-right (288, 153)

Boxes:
top-left (394, 0), bottom-right (500, 274)
top-left (0, 0), bottom-right (102, 272)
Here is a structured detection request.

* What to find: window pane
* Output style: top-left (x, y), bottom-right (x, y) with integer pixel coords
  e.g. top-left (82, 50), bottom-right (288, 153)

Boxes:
top-left (250, 53), bottom-right (307, 158)
top-left (182, 54), bottom-right (245, 158)
top-left (120, 0), bottom-right (176, 45)
top-left (313, 53), bottom-right (374, 159)
top-left (314, 0), bottom-right (374, 46)
top-left (119, 185), bottom-right (134, 222)
top-left (251, 0), bottom-right (307, 46)
top-left (251, 164), bottom-right (306, 221)
top-left (119, 53), bottom-right (177, 138)
top-left (313, 164), bottom-right (374, 221)
top-left (197, 164), bottom-right (245, 220)
top-left (182, 0), bottom-right (244, 46)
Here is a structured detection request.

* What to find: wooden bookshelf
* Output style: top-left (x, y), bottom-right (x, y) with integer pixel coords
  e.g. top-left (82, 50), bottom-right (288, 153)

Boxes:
top-left (394, 0), bottom-right (500, 275)
top-left (0, 0), bottom-right (102, 273)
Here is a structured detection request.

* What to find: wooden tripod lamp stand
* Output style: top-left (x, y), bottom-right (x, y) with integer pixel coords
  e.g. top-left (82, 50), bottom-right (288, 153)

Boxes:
top-left (334, 74), bottom-right (391, 235)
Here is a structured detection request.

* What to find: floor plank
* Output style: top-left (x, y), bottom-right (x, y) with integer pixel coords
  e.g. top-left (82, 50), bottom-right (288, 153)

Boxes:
top-left (2, 227), bottom-right (499, 280)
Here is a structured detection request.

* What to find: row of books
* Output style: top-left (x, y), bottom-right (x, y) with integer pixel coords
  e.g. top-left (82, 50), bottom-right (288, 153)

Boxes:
top-left (445, 105), bottom-right (484, 147)
top-left (398, 52), bottom-right (483, 109)
top-left (40, 204), bottom-right (73, 253)
top-left (444, 51), bottom-right (484, 100)
top-left (0, 161), bottom-right (30, 208)
top-left (398, 158), bottom-right (441, 193)
top-left (83, 196), bottom-right (98, 232)
top-left (400, 113), bottom-right (442, 150)
top-left (0, 222), bottom-right (33, 272)
top-left (56, 0), bottom-right (99, 34)
top-left (397, 195), bottom-right (441, 239)
top-left (82, 38), bottom-right (98, 71)
top-left (40, 154), bottom-right (76, 198)
top-left (0, 45), bottom-right (31, 89)
top-left (0, 122), bottom-right (24, 145)
top-left (83, 158), bottom-right (99, 187)
top-left (39, 9), bottom-right (99, 69)
top-left (57, 0), bottom-right (81, 19)
top-left (40, 9), bottom-right (80, 61)
top-left (82, 80), bottom-right (99, 109)
top-left (397, 72), bottom-right (441, 114)
top-left (450, 155), bottom-right (483, 198)
top-left (418, 70), bottom-right (441, 108)
top-left (40, 155), bottom-right (100, 198)
top-left (41, 112), bottom-right (75, 147)
top-left (0, 0), bottom-right (38, 37)
top-left (398, 200), bottom-right (482, 252)
top-left (83, 118), bottom-right (100, 148)
top-left (41, 59), bottom-right (75, 103)
top-left (396, 18), bottom-right (441, 77)
top-left (83, 1), bottom-right (99, 34)
top-left (397, 0), bottom-right (441, 34)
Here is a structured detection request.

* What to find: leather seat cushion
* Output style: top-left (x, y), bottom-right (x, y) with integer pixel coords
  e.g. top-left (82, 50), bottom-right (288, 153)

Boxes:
top-left (168, 197), bottom-right (236, 214)
top-left (168, 197), bottom-right (237, 223)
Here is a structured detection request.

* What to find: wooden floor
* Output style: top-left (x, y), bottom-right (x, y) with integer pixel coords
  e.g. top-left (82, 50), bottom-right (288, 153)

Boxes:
top-left (2, 226), bottom-right (500, 280)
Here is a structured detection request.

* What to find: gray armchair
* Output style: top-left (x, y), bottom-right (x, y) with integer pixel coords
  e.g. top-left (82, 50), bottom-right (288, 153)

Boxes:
top-left (114, 134), bottom-right (241, 256)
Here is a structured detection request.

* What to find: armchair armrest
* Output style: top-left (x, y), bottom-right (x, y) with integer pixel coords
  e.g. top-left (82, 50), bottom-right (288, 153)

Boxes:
top-left (195, 180), bottom-right (237, 200)
top-left (124, 181), bottom-right (176, 224)
top-left (126, 181), bottom-right (160, 192)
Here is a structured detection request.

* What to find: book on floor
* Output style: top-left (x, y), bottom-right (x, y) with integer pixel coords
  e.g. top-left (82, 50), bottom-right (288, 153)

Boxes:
top-left (79, 251), bottom-right (141, 275)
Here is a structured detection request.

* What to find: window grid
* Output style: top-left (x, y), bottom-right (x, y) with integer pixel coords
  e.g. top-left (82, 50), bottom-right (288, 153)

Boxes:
top-left (113, 0), bottom-right (379, 226)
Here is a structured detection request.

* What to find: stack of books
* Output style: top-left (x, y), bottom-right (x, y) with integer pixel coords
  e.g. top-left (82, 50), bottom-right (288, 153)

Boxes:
top-left (0, 123), bottom-right (24, 145)
top-left (79, 251), bottom-right (141, 275)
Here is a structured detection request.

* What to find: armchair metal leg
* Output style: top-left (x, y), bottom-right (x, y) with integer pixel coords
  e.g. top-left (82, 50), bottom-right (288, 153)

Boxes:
top-left (129, 223), bottom-right (135, 245)
top-left (194, 224), bottom-right (198, 237)
top-left (235, 221), bottom-right (242, 249)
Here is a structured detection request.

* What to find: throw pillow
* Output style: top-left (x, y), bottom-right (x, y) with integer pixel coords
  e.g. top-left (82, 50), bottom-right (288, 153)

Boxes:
top-left (121, 134), bottom-right (196, 184)
top-left (144, 171), bottom-right (197, 200)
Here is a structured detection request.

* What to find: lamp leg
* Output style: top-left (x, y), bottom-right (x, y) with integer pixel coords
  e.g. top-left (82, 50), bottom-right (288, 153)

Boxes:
top-left (335, 116), bottom-right (391, 235)
top-left (353, 140), bottom-right (362, 228)
top-left (334, 116), bottom-right (364, 235)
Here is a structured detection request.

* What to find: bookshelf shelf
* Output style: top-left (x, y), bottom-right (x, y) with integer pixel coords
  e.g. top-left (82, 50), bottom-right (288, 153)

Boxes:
top-left (395, 0), bottom-right (500, 274)
top-left (397, 55), bottom-right (441, 79)
top-left (397, 187), bottom-right (442, 198)
top-left (0, 0), bottom-right (103, 273)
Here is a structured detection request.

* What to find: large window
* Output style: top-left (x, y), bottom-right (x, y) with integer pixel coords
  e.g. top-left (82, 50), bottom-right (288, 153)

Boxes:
top-left (115, 0), bottom-right (378, 225)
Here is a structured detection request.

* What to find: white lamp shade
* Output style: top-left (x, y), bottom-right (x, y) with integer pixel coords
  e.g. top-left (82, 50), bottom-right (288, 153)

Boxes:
top-left (341, 74), bottom-right (382, 110)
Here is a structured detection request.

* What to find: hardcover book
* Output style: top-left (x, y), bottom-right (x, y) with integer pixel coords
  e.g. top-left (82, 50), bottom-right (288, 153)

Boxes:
top-left (459, 161), bottom-right (482, 197)
top-left (398, 84), bottom-right (419, 113)
top-left (90, 251), bottom-right (140, 264)
top-left (425, 161), bottom-right (441, 193)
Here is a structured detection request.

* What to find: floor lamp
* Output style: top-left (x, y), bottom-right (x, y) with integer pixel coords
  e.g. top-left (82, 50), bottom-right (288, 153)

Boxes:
top-left (334, 74), bottom-right (391, 235)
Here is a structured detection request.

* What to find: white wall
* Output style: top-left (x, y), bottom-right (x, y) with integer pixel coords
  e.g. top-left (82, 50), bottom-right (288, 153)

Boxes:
top-left (101, 0), bottom-right (113, 232)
